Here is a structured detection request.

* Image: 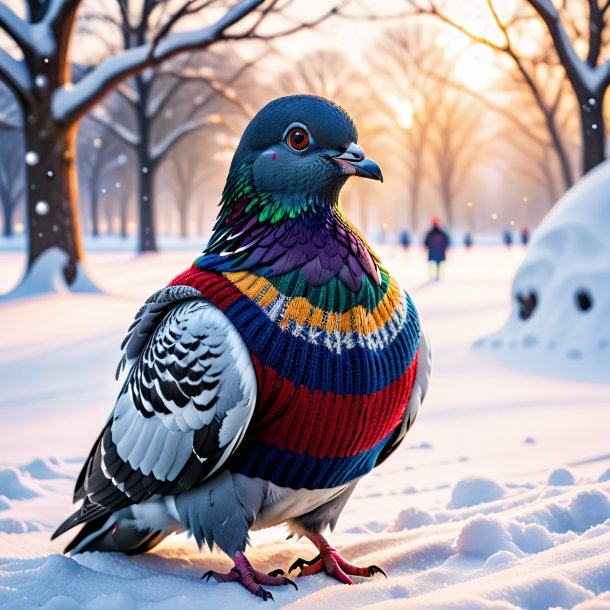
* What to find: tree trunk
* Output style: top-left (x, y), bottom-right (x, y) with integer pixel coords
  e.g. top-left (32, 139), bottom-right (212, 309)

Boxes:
top-left (136, 76), bottom-right (157, 253)
top-left (2, 200), bottom-right (13, 237)
top-left (408, 164), bottom-right (422, 232)
top-left (179, 204), bottom-right (188, 238)
top-left (24, 120), bottom-right (84, 284)
top-left (119, 191), bottom-right (129, 239)
top-left (90, 189), bottom-right (100, 237)
top-left (441, 183), bottom-right (453, 227)
top-left (105, 198), bottom-right (115, 236)
top-left (579, 93), bottom-right (606, 174)
top-left (138, 162), bottom-right (157, 251)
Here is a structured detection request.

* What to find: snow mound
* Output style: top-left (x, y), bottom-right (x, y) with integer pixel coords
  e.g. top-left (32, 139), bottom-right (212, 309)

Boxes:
top-left (1, 248), bottom-right (102, 300)
top-left (0, 466), bottom-right (41, 500)
top-left (572, 591), bottom-right (610, 609)
top-left (456, 515), bottom-right (519, 558)
top-left (449, 477), bottom-right (506, 508)
top-left (478, 160), bottom-right (610, 382)
top-left (598, 469), bottom-right (610, 483)
top-left (548, 468), bottom-right (576, 486)
top-left (0, 517), bottom-right (40, 534)
top-left (567, 490), bottom-right (610, 532)
top-left (0, 496), bottom-right (10, 511)
top-left (390, 507), bottom-right (436, 531)
top-left (22, 457), bottom-right (71, 480)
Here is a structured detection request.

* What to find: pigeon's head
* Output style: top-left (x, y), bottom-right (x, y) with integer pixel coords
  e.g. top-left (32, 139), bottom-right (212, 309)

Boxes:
top-left (227, 95), bottom-right (382, 205)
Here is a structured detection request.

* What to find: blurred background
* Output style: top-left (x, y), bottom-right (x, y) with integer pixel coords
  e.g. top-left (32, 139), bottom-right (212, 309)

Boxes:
top-left (0, 0), bottom-right (600, 261)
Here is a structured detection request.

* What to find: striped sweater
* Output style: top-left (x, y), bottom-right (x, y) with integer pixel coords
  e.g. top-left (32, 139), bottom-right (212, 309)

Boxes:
top-left (169, 263), bottom-right (421, 490)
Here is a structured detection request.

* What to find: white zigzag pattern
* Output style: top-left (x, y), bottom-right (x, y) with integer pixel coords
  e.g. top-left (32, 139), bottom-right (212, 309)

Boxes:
top-left (269, 291), bottom-right (408, 354)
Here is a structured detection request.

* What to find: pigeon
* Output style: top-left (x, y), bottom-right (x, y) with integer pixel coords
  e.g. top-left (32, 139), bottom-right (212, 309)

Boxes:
top-left (53, 95), bottom-right (431, 600)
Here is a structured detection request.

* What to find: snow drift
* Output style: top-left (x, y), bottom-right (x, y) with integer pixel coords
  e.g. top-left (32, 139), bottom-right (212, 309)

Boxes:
top-left (478, 160), bottom-right (610, 382)
top-left (1, 246), bottom-right (609, 609)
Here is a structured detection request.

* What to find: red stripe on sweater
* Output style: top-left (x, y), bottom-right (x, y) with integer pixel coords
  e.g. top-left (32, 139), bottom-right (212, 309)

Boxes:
top-left (170, 264), bottom-right (420, 459)
top-left (169, 266), bottom-right (242, 309)
top-left (248, 351), bottom-right (419, 459)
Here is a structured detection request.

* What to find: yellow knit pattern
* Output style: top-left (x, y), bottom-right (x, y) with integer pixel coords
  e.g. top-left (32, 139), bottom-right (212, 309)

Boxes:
top-left (224, 271), bottom-right (403, 336)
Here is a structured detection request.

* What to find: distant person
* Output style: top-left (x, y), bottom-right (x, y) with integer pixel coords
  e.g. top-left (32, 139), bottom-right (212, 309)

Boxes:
top-left (424, 216), bottom-right (450, 280)
top-left (521, 227), bottom-right (530, 245)
top-left (503, 229), bottom-right (513, 248)
top-left (464, 232), bottom-right (473, 249)
top-left (399, 230), bottom-right (411, 250)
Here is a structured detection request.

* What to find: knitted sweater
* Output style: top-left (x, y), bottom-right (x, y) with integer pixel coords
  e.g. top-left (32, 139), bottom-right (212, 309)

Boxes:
top-left (169, 263), bottom-right (421, 490)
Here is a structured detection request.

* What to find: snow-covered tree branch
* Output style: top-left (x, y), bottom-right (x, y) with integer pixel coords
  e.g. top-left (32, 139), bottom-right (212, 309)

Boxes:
top-left (0, 0), bottom-right (342, 291)
top-left (53, 0), bottom-right (264, 125)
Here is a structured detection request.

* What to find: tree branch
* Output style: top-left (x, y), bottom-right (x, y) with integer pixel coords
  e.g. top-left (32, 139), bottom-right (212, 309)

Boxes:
top-left (151, 115), bottom-right (225, 163)
top-left (226, 1), bottom-right (345, 40)
top-left (45, 0), bottom-right (82, 29)
top-left (527, 0), bottom-right (597, 93)
top-left (0, 49), bottom-right (32, 97)
top-left (0, 4), bottom-right (32, 52)
top-left (52, 0), bottom-right (265, 125)
top-left (87, 112), bottom-right (140, 147)
top-left (407, 0), bottom-right (507, 53)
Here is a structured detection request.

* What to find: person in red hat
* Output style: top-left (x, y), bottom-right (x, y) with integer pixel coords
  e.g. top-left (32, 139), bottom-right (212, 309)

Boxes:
top-left (424, 216), bottom-right (450, 280)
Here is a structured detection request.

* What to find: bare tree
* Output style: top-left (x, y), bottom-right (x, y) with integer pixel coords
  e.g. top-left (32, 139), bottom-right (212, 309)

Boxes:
top-left (0, 0), bottom-right (343, 291)
top-left (162, 136), bottom-right (212, 238)
top-left (427, 88), bottom-right (492, 227)
top-left (362, 23), bottom-right (492, 229)
top-left (0, 131), bottom-right (25, 237)
top-left (0, 87), bottom-right (23, 237)
top-left (366, 25), bottom-right (444, 231)
top-left (275, 49), bottom-right (357, 100)
top-left (87, 41), bottom-right (255, 251)
top-left (77, 119), bottom-right (130, 237)
top-left (405, 0), bottom-right (610, 177)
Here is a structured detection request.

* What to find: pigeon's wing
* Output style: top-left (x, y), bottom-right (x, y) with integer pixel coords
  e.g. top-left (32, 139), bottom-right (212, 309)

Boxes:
top-left (54, 287), bottom-right (257, 538)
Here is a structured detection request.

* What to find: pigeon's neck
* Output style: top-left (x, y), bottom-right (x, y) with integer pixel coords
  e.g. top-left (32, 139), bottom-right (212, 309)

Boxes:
top-left (197, 163), bottom-right (380, 292)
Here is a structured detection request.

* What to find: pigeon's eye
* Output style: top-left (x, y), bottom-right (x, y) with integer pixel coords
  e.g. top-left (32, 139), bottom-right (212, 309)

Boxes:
top-left (287, 128), bottom-right (309, 151)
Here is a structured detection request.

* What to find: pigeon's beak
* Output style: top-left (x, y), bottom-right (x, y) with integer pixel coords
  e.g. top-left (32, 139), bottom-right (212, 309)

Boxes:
top-left (334, 143), bottom-right (383, 182)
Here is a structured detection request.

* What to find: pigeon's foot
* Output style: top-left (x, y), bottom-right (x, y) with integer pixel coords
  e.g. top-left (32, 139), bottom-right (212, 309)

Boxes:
top-left (202, 550), bottom-right (297, 601)
top-left (289, 533), bottom-right (387, 585)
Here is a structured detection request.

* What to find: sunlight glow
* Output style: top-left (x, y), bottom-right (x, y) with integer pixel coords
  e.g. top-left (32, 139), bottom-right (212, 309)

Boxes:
top-left (454, 44), bottom-right (496, 91)
top-left (395, 100), bottom-right (415, 130)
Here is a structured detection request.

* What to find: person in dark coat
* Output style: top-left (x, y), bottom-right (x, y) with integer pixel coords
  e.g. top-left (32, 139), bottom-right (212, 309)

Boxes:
top-left (424, 216), bottom-right (450, 280)
top-left (399, 230), bottom-right (411, 250)
top-left (521, 227), bottom-right (530, 245)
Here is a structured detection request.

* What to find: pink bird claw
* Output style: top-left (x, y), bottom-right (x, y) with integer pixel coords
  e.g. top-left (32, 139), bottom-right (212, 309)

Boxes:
top-left (288, 554), bottom-right (321, 575)
top-left (267, 568), bottom-right (284, 577)
top-left (368, 565), bottom-right (387, 578)
top-left (257, 588), bottom-right (273, 601)
top-left (290, 533), bottom-right (388, 584)
top-left (202, 551), bottom-right (297, 599)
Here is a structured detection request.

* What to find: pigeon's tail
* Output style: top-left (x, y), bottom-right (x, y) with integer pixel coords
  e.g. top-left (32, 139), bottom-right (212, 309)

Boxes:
top-left (52, 506), bottom-right (168, 556)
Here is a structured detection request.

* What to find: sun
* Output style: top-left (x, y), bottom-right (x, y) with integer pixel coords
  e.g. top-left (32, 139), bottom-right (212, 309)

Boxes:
top-left (454, 44), bottom-right (496, 91)
top-left (395, 100), bottom-right (415, 130)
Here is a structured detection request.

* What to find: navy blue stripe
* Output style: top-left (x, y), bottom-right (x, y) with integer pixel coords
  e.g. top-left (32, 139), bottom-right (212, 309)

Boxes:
top-left (229, 433), bottom-right (394, 490)
top-left (225, 291), bottom-right (420, 395)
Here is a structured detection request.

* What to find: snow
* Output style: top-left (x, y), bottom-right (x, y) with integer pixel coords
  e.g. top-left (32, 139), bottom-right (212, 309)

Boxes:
top-left (1, 243), bottom-right (609, 609)
top-left (479, 159), bottom-right (610, 383)
top-left (0, 248), bottom-right (103, 300)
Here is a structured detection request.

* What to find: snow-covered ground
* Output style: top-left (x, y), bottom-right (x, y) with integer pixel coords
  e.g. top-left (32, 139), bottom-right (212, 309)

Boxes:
top-left (1, 244), bottom-right (609, 610)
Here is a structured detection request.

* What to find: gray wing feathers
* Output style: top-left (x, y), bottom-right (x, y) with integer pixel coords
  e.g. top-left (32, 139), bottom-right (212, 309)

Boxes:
top-left (113, 298), bottom-right (257, 485)
top-left (116, 286), bottom-right (202, 379)
top-left (63, 289), bottom-right (257, 535)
